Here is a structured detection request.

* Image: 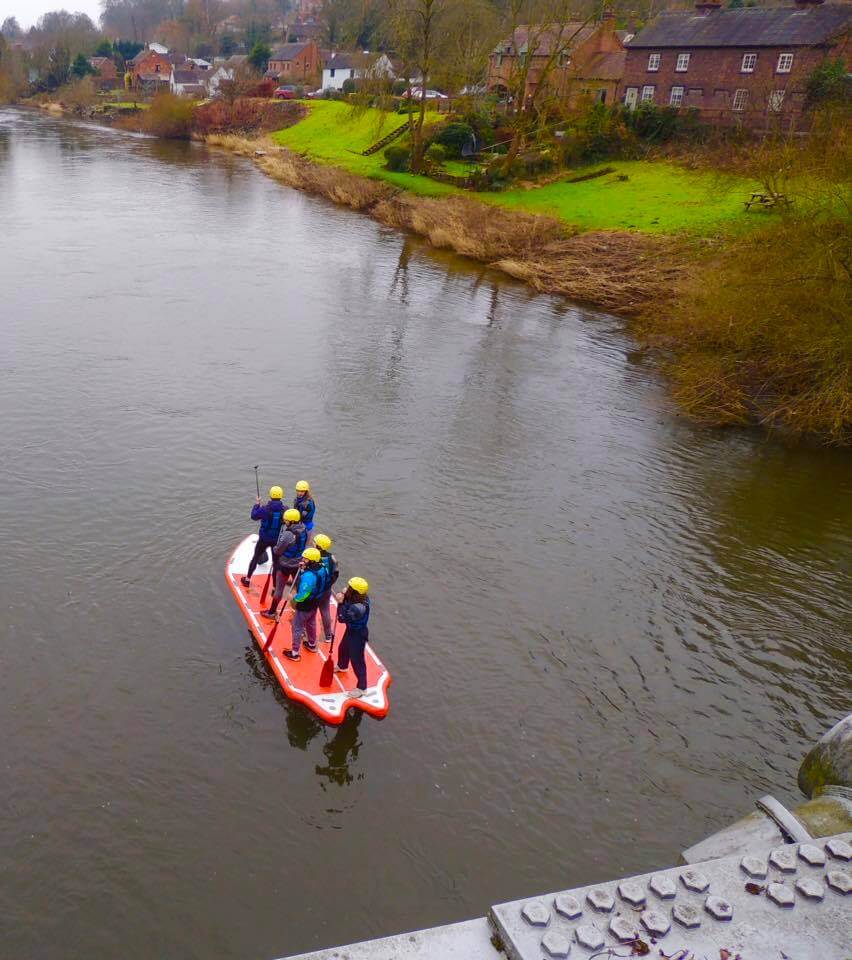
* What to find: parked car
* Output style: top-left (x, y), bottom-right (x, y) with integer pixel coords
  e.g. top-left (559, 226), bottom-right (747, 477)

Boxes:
top-left (401, 87), bottom-right (448, 100)
top-left (305, 88), bottom-right (326, 99)
top-left (274, 85), bottom-right (297, 99)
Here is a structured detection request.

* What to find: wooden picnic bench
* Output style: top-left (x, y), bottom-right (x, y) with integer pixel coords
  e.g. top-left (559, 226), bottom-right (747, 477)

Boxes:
top-left (745, 191), bottom-right (793, 211)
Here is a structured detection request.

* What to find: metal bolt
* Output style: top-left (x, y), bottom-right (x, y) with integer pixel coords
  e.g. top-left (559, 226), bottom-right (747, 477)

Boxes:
top-left (609, 915), bottom-right (638, 943)
top-left (704, 896), bottom-right (733, 921)
top-left (798, 844), bottom-right (826, 867)
top-left (521, 900), bottom-right (550, 927)
top-left (795, 877), bottom-right (825, 901)
top-left (680, 870), bottom-right (710, 893)
top-left (825, 838), bottom-right (852, 862)
top-left (554, 893), bottom-right (582, 920)
top-left (541, 930), bottom-right (572, 958)
top-left (769, 847), bottom-right (797, 874)
top-left (586, 888), bottom-right (615, 913)
top-left (640, 909), bottom-right (671, 937)
top-left (672, 902), bottom-right (701, 929)
top-left (767, 882), bottom-right (795, 907)
top-left (826, 870), bottom-right (851, 895)
top-left (574, 923), bottom-right (604, 951)
top-left (648, 874), bottom-right (677, 900)
top-left (617, 880), bottom-right (646, 907)
top-left (740, 856), bottom-right (768, 879)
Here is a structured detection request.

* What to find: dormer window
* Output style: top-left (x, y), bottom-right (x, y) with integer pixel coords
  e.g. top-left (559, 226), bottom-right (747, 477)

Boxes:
top-left (675, 53), bottom-right (690, 72)
top-left (647, 53), bottom-right (660, 71)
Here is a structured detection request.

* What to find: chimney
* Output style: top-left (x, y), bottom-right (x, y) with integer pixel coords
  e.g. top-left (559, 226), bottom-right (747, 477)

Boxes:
top-left (694, 1), bottom-right (722, 13)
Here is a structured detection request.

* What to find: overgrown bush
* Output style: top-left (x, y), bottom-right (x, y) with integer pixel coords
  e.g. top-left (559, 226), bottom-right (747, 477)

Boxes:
top-left (805, 58), bottom-right (848, 106)
top-left (194, 98), bottom-right (305, 135)
top-left (384, 144), bottom-right (411, 171)
top-left (342, 78), bottom-right (357, 95)
top-left (624, 103), bottom-right (705, 143)
top-left (429, 121), bottom-right (475, 158)
top-left (424, 142), bottom-right (447, 165)
top-left (119, 92), bottom-right (194, 138)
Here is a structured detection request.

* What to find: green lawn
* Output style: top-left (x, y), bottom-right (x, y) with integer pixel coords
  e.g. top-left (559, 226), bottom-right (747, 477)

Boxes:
top-left (104, 101), bottom-right (149, 109)
top-left (272, 100), bottom-right (759, 234)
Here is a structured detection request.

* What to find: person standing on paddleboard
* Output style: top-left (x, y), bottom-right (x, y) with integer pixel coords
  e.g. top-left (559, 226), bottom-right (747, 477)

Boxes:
top-left (261, 508), bottom-right (306, 619)
top-left (284, 547), bottom-right (329, 661)
top-left (293, 480), bottom-right (315, 533)
top-left (335, 578), bottom-right (370, 698)
top-left (312, 533), bottom-right (339, 643)
top-left (241, 486), bottom-right (285, 587)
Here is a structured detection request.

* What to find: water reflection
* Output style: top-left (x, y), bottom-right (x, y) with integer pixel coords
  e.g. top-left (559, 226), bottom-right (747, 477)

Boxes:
top-left (315, 712), bottom-right (365, 787)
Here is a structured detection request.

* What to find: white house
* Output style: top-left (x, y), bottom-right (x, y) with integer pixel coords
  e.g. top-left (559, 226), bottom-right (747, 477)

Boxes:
top-left (170, 68), bottom-right (207, 97)
top-left (321, 51), bottom-right (395, 91)
top-left (208, 55), bottom-right (248, 96)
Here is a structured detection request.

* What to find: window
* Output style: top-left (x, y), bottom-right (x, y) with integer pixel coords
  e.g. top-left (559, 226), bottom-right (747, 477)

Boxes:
top-left (647, 53), bottom-right (660, 71)
top-left (676, 53), bottom-right (690, 72)
top-left (768, 90), bottom-right (785, 112)
top-left (595, 89), bottom-right (607, 104)
top-left (732, 88), bottom-right (748, 112)
top-left (624, 86), bottom-right (639, 109)
top-left (776, 53), bottom-right (794, 73)
top-left (741, 53), bottom-right (757, 72)
top-left (669, 85), bottom-right (684, 107)
top-left (330, 68), bottom-right (335, 77)
top-left (641, 85), bottom-right (655, 102)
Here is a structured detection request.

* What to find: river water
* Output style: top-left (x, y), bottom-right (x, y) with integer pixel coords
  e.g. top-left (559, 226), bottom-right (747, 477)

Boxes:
top-left (1, 107), bottom-right (850, 959)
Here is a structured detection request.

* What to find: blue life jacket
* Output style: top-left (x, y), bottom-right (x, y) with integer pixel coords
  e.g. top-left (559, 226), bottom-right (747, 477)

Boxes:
top-left (294, 564), bottom-right (328, 611)
top-left (294, 494), bottom-right (315, 526)
top-left (342, 597), bottom-right (370, 632)
top-left (259, 500), bottom-right (284, 542)
top-left (320, 552), bottom-right (338, 591)
top-left (282, 523), bottom-right (308, 559)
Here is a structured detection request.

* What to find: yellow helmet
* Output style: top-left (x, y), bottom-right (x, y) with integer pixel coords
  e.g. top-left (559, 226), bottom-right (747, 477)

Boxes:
top-left (348, 577), bottom-right (369, 595)
top-left (295, 480), bottom-right (310, 493)
top-left (269, 485), bottom-right (284, 500)
top-left (313, 533), bottom-right (332, 551)
top-left (284, 508), bottom-right (302, 522)
top-left (302, 547), bottom-right (322, 563)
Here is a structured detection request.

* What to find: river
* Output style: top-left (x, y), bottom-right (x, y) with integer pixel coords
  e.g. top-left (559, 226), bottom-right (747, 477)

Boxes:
top-left (0, 107), bottom-right (850, 959)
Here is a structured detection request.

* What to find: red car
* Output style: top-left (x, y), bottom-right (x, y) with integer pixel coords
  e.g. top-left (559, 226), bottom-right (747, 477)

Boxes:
top-left (274, 85), bottom-right (297, 99)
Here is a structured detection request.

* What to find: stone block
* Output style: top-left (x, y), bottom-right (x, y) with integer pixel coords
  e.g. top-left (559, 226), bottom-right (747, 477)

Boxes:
top-left (826, 870), bottom-right (850, 895)
top-left (797, 844), bottom-right (825, 867)
top-left (704, 896), bottom-right (733, 921)
top-left (740, 856), bottom-right (768, 879)
top-left (541, 930), bottom-right (571, 958)
top-left (617, 880), bottom-right (646, 907)
top-left (680, 870), bottom-right (710, 893)
top-left (767, 882), bottom-right (795, 907)
top-left (769, 847), bottom-right (797, 873)
top-left (586, 888), bottom-right (614, 913)
top-left (672, 902), bottom-right (701, 929)
top-left (574, 924), bottom-right (604, 951)
top-left (553, 894), bottom-right (582, 920)
top-left (648, 874), bottom-right (677, 900)
top-left (640, 909), bottom-right (670, 937)
top-left (521, 901), bottom-right (550, 927)
top-left (795, 877), bottom-right (825, 901)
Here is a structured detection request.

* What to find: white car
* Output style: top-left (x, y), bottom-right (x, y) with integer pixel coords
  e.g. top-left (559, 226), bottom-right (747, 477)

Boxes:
top-left (401, 87), bottom-right (448, 100)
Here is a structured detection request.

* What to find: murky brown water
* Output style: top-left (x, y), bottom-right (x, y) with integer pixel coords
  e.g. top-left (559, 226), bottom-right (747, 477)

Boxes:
top-left (1, 107), bottom-right (850, 959)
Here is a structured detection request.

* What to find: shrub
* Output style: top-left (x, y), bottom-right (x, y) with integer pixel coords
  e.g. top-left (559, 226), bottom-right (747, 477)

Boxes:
top-left (805, 58), bottom-right (847, 106)
top-left (194, 98), bottom-right (305, 135)
top-left (424, 142), bottom-right (447, 165)
top-left (430, 121), bottom-right (475, 158)
top-left (133, 92), bottom-right (194, 138)
top-left (341, 78), bottom-right (357, 95)
top-left (384, 144), bottom-right (411, 171)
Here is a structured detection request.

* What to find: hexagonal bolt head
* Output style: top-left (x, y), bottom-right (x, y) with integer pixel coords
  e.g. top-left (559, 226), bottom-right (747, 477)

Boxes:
top-left (795, 877), bottom-right (825, 901)
top-left (541, 930), bottom-right (572, 958)
top-left (704, 896), bottom-right (733, 921)
top-left (609, 915), bottom-right (638, 943)
top-left (797, 844), bottom-right (825, 867)
top-left (769, 847), bottom-right (797, 873)
top-left (586, 888), bottom-right (615, 913)
top-left (825, 838), bottom-right (852, 862)
top-left (553, 893), bottom-right (582, 920)
top-left (740, 856), bottom-right (768, 879)
top-left (767, 882), bottom-right (795, 907)
top-left (648, 874), bottom-right (677, 900)
top-left (672, 902), bottom-right (701, 929)
top-left (680, 870), bottom-right (710, 893)
top-left (574, 924), bottom-right (604, 951)
top-left (640, 909), bottom-right (671, 937)
top-left (521, 900), bottom-right (550, 927)
top-left (826, 870), bottom-right (851, 895)
top-left (617, 880), bottom-right (647, 908)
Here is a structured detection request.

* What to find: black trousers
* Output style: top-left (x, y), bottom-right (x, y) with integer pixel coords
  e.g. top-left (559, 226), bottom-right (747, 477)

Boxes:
top-left (246, 537), bottom-right (274, 579)
top-left (337, 629), bottom-right (368, 690)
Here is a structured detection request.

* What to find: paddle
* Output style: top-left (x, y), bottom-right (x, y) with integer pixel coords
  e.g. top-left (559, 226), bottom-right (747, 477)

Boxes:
top-left (262, 567), bottom-right (301, 652)
top-left (319, 608), bottom-right (340, 688)
top-left (253, 464), bottom-right (260, 499)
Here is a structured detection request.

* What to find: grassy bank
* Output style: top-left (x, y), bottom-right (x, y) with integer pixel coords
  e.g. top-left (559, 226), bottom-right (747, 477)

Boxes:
top-left (271, 100), bottom-right (758, 235)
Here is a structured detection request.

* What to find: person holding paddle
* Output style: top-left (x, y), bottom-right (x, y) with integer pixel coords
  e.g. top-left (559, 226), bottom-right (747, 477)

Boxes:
top-left (293, 480), bottom-right (316, 533)
top-left (260, 508), bottom-right (306, 620)
top-left (284, 547), bottom-right (329, 661)
top-left (240, 485), bottom-right (285, 588)
top-left (312, 533), bottom-right (339, 643)
top-left (334, 578), bottom-right (370, 698)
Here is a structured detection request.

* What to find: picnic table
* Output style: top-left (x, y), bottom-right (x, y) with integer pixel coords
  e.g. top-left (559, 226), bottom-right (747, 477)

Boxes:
top-left (745, 191), bottom-right (793, 211)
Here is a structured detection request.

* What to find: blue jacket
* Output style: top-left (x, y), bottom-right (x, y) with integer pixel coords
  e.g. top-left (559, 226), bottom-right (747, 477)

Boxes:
top-left (339, 596), bottom-right (370, 633)
top-left (251, 499), bottom-right (285, 543)
top-left (319, 552), bottom-right (338, 594)
top-left (294, 493), bottom-right (315, 530)
top-left (293, 565), bottom-right (329, 611)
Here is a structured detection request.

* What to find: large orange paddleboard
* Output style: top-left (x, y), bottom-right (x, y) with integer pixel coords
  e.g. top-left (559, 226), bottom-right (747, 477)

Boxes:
top-left (226, 534), bottom-right (391, 725)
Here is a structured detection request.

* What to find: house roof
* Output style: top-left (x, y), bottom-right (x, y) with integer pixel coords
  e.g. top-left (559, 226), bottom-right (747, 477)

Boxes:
top-left (270, 42), bottom-right (311, 61)
top-left (496, 23), bottom-right (597, 57)
top-left (627, 4), bottom-right (851, 49)
top-left (323, 51), bottom-right (358, 70)
top-left (582, 50), bottom-right (627, 80)
top-left (172, 69), bottom-right (201, 84)
top-left (89, 57), bottom-right (112, 68)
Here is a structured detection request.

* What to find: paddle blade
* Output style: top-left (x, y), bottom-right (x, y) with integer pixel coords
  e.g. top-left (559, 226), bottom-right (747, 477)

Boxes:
top-left (319, 654), bottom-right (335, 688)
top-left (263, 616), bottom-right (281, 652)
top-left (260, 570), bottom-right (272, 605)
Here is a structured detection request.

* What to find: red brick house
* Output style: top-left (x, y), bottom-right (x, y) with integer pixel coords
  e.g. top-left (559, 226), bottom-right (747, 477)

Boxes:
top-left (488, 13), bottom-right (630, 108)
top-left (88, 56), bottom-right (118, 90)
top-left (127, 47), bottom-right (172, 84)
top-left (621, 0), bottom-right (850, 127)
top-left (265, 41), bottom-right (321, 83)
